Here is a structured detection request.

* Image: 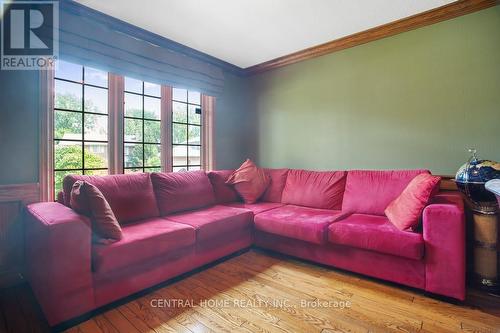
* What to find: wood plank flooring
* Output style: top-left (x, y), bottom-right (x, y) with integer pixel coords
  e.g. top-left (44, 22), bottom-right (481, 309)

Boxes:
top-left (1, 249), bottom-right (500, 333)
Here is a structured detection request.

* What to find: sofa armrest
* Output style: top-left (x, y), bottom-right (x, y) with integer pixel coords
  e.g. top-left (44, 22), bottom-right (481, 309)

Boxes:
top-left (24, 202), bottom-right (94, 325)
top-left (422, 200), bottom-right (466, 300)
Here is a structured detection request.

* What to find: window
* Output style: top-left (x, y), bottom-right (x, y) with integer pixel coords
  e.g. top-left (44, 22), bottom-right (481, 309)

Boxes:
top-left (172, 88), bottom-right (202, 172)
top-left (123, 77), bottom-right (162, 173)
top-left (53, 60), bottom-right (109, 197)
top-left (43, 60), bottom-right (214, 201)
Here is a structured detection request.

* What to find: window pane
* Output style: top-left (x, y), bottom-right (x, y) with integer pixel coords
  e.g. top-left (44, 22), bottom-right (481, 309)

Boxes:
top-left (84, 143), bottom-right (108, 169)
top-left (56, 60), bottom-right (82, 82)
top-left (188, 105), bottom-right (201, 125)
top-left (84, 114), bottom-right (108, 141)
top-left (144, 120), bottom-right (161, 143)
top-left (125, 77), bottom-right (142, 93)
top-left (144, 82), bottom-right (160, 97)
top-left (84, 67), bottom-right (108, 87)
top-left (173, 145), bottom-right (187, 166)
top-left (124, 118), bottom-right (143, 142)
top-left (54, 141), bottom-right (82, 170)
top-left (173, 166), bottom-right (188, 172)
top-left (124, 143), bottom-right (143, 168)
top-left (54, 110), bottom-right (82, 140)
top-left (124, 93), bottom-right (142, 118)
top-left (188, 166), bottom-right (201, 171)
top-left (144, 167), bottom-right (161, 173)
top-left (145, 144), bottom-right (161, 167)
top-left (84, 169), bottom-right (108, 176)
top-left (188, 91), bottom-right (201, 105)
top-left (55, 80), bottom-right (82, 110)
top-left (125, 168), bottom-right (142, 174)
top-left (173, 88), bottom-right (187, 102)
top-left (188, 125), bottom-right (200, 145)
top-left (188, 146), bottom-right (200, 166)
top-left (144, 97), bottom-right (160, 120)
top-left (173, 123), bottom-right (187, 144)
top-left (84, 86), bottom-right (108, 114)
top-left (172, 102), bottom-right (187, 123)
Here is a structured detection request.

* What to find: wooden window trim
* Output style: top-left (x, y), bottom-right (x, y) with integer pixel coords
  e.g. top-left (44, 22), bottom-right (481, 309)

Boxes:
top-left (201, 95), bottom-right (215, 171)
top-left (39, 68), bottom-right (55, 202)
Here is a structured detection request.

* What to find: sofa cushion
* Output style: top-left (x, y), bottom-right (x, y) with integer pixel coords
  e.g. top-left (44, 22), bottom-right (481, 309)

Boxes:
top-left (281, 170), bottom-right (346, 210)
top-left (328, 214), bottom-right (424, 260)
top-left (164, 205), bottom-right (253, 241)
top-left (254, 205), bottom-right (345, 245)
top-left (223, 202), bottom-right (285, 215)
top-left (226, 159), bottom-right (270, 204)
top-left (207, 170), bottom-right (239, 204)
top-left (385, 173), bottom-right (441, 231)
top-left (92, 218), bottom-right (195, 274)
top-left (261, 168), bottom-right (289, 203)
top-left (63, 173), bottom-right (159, 224)
top-left (151, 171), bottom-right (215, 215)
top-left (342, 169), bottom-right (430, 216)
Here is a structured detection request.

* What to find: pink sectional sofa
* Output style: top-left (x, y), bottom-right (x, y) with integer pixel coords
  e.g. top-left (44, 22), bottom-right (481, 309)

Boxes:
top-left (24, 168), bottom-right (465, 326)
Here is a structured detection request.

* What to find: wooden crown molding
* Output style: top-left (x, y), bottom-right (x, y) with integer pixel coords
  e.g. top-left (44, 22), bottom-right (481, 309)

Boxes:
top-left (245, 0), bottom-right (498, 75)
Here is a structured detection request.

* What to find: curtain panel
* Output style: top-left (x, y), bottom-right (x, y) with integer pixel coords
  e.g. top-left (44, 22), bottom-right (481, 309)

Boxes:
top-left (58, 2), bottom-right (225, 96)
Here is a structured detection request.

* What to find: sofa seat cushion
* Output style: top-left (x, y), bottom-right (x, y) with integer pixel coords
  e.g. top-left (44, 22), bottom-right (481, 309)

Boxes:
top-left (254, 205), bottom-right (344, 245)
top-left (328, 214), bottom-right (424, 260)
top-left (92, 218), bottom-right (195, 274)
top-left (164, 205), bottom-right (253, 241)
top-left (223, 202), bottom-right (285, 215)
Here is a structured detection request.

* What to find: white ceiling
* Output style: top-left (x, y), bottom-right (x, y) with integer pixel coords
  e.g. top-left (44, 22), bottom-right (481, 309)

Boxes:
top-left (76, 0), bottom-right (456, 68)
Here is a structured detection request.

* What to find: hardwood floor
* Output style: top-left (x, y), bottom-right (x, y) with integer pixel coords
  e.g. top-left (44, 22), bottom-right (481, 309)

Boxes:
top-left (1, 249), bottom-right (500, 333)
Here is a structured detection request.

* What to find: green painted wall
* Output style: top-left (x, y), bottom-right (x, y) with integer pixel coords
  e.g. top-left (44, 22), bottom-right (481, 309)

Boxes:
top-left (249, 7), bottom-right (500, 175)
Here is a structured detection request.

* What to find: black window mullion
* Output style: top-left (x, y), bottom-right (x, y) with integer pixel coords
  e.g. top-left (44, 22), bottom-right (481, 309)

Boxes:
top-left (142, 81), bottom-right (145, 173)
top-left (81, 66), bottom-right (85, 172)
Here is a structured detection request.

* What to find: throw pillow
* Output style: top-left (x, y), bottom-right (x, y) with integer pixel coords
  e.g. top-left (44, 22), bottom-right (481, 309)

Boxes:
top-left (385, 173), bottom-right (441, 231)
top-left (226, 159), bottom-right (270, 204)
top-left (70, 180), bottom-right (123, 241)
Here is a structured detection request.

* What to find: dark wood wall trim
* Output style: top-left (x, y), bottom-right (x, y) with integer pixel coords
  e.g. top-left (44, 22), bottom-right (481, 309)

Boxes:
top-left (438, 175), bottom-right (459, 191)
top-left (0, 183), bottom-right (40, 288)
top-left (0, 183), bottom-right (40, 205)
top-left (245, 0), bottom-right (498, 75)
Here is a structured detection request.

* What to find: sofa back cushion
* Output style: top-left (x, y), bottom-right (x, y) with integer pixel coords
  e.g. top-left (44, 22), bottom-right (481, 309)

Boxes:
top-left (342, 169), bottom-right (430, 216)
top-left (281, 169), bottom-right (347, 210)
top-left (151, 171), bottom-right (215, 215)
top-left (261, 168), bottom-right (289, 203)
top-left (63, 173), bottom-right (159, 224)
top-left (207, 170), bottom-right (239, 203)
